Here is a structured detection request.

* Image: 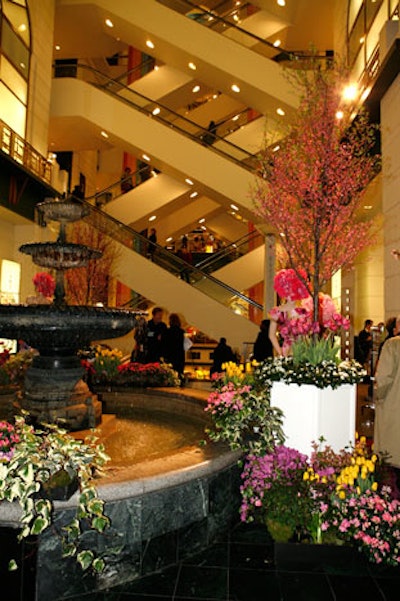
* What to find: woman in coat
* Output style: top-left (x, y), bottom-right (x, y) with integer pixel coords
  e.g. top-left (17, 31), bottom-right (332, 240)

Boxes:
top-left (164, 313), bottom-right (185, 385)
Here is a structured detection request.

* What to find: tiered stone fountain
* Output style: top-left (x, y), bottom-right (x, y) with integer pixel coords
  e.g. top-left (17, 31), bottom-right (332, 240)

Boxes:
top-left (0, 197), bottom-right (138, 430)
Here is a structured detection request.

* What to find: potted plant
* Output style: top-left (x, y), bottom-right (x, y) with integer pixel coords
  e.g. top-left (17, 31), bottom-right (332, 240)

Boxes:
top-left (0, 413), bottom-right (110, 573)
top-left (239, 436), bottom-right (400, 568)
top-left (204, 361), bottom-right (285, 454)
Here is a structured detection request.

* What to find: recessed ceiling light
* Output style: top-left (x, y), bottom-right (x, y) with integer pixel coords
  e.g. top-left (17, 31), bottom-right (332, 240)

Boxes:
top-left (192, 85), bottom-right (200, 93)
top-left (105, 18), bottom-right (114, 28)
top-left (185, 178), bottom-right (194, 185)
top-left (212, 93), bottom-right (218, 99)
top-left (18, 23), bottom-right (27, 32)
top-left (232, 114), bottom-right (240, 121)
top-left (55, 44), bottom-right (61, 50)
top-left (152, 107), bottom-right (160, 115)
top-left (166, 236), bottom-right (173, 242)
top-left (233, 14), bottom-right (240, 22)
top-left (142, 154), bottom-right (150, 161)
top-left (199, 218), bottom-right (205, 223)
top-left (359, 36), bottom-right (365, 44)
top-left (190, 191), bottom-right (198, 198)
top-left (273, 39), bottom-right (281, 47)
top-left (201, 225), bottom-right (207, 230)
top-left (154, 65), bottom-right (159, 71)
top-left (149, 215), bottom-right (157, 222)
top-left (277, 0), bottom-right (286, 6)
top-left (231, 84), bottom-right (240, 93)
top-left (146, 40), bottom-right (155, 49)
top-left (230, 203), bottom-right (239, 211)
top-left (279, 231), bottom-right (286, 237)
top-left (188, 62), bottom-right (197, 70)
top-left (363, 205), bottom-right (372, 210)
top-left (151, 170), bottom-right (158, 177)
top-left (20, 62), bottom-right (26, 69)
top-left (101, 131), bottom-right (109, 138)
top-left (335, 110), bottom-right (344, 120)
top-left (276, 107), bottom-right (285, 116)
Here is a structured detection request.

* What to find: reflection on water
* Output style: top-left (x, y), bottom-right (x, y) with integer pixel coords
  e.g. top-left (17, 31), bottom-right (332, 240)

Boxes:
top-left (103, 410), bottom-right (205, 467)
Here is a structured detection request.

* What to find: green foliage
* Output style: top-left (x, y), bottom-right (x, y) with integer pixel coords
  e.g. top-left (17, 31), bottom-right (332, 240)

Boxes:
top-left (291, 333), bottom-right (341, 365)
top-left (0, 413), bottom-right (110, 572)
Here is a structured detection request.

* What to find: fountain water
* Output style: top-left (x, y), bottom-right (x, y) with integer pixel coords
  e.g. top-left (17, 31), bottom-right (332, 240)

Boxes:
top-left (0, 196), bottom-right (139, 430)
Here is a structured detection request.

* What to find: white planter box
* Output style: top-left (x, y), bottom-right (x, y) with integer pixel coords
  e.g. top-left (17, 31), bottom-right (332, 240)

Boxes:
top-left (270, 382), bottom-right (356, 457)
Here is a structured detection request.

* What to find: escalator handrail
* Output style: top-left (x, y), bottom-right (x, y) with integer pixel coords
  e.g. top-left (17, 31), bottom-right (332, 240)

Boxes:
top-left (76, 196), bottom-right (263, 312)
top-left (53, 62), bottom-right (261, 172)
top-left (194, 229), bottom-right (263, 271)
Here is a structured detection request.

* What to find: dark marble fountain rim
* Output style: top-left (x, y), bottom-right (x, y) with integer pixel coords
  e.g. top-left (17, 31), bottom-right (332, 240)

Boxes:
top-left (0, 387), bottom-right (241, 527)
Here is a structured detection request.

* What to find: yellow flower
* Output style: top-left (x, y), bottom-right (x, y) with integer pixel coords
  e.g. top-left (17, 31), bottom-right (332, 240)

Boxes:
top-left (303, 472), bottom-right (309, 481)
top-left (371, 482), bottom-right (378, 491)
top-left (339, 491), bottom-right (346, 500)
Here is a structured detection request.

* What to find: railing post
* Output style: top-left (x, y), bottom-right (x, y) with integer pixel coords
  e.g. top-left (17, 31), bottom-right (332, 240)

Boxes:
top-left (264, 234), bottom-right (276, 316)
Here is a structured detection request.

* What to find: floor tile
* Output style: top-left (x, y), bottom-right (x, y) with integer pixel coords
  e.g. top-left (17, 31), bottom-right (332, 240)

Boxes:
top-left (174, 565), bottom-right (228, 600)
top-left (278, 572), bottom-right (334, 601)
top-left (228, 568), bottom-right (281, 601)
top-left (229, 542), bottom-right (275, 570)
top-left (327, 574), bottom-right (385, 601)
top-left (182, 543), bottom-right (229, 568)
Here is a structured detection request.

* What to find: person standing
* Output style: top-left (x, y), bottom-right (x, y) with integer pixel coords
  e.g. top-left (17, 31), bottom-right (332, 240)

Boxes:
top-left (374, 316), bottom-right (400, 473)
top-left (120, 166), bottom-right (134, 193)
top-left (253, 319), bottom-right (273, 362)
top-left (147, 228), bottom-right (157, 261)
top-left (164, 313), bottom-right (185, 385)
top-left (356, 319), bottom-right (373, 370)
top-left (146, 307), bottom-right (167, 363)
top-left (210, 337), bottom-right (235, 376)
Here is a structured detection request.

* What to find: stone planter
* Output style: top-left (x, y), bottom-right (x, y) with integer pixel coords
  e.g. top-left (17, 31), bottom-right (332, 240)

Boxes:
top-left (270, 382), bottom-right (356, 457)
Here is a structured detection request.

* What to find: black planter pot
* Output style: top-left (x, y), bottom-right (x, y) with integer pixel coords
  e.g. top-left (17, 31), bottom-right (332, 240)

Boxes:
top-left (274, 541), bottom-right (364, 571)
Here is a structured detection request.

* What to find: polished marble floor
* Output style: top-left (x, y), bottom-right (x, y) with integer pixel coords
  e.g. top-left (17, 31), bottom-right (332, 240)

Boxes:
top-left (61, 521), bottom-right (400, 601)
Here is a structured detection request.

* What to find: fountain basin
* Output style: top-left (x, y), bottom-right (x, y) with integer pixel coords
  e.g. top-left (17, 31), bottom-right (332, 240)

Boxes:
top-left (0, 388), bottom-right (242, 600)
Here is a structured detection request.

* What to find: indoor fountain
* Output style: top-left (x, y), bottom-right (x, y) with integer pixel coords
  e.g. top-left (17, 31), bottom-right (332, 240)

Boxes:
top-left (0, 196), bottom-right (241, 600)
top-left (0, 196), bottom-right (139, 430)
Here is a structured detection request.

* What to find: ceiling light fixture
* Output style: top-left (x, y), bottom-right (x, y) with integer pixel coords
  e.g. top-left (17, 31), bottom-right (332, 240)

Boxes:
top-left (276, 107), bottom-right (285, 116)
top-left (192, 85), bottom-right (200, 93)
top-left (18, 23), bottom-right (27, 32)
top-left (363, 205), bottom-right (372, 210)
top-left (273, 39), bottom-right (281, 47)
top-left (149, 215), bottom-right (157, 222)
top-left (233, 14), bottom-right (240, 22)
top-left (201, 225), bottom-right (207, 231)
top-left (361, 87), bottom-right (371, 102)
top-left (55, 45), bottom-right (61, 50)
top-left (146, 40), bottom-right (155, 49)
top-left (188, 62), bottom-right (197, 70)
top-left (190, 191), bottom-right (198, 198)
top-left (335, 110), bottom-right (344, 120)
top-left (142, 154), bottom-right (150, 161)
top-left (277, 0), bottom-right (286, 6)
top-left (343, 83), bottom-right (358, 101)
top-left (152, 107), bottom-right (160, 115)
top-left (105, 18), bottom-right (114, 28)
top-left (199, 218), bottom-right (205, 223)
top-left (273, 145), bottom-right (280, 152)
top-left (100, 131), bottom-right (109, 138)
top-left (185, 178), bottom-right (194, 185)
top-left (151, 170), bottom-right (158, 177)
top-left (231, 84), bottom-right (240, 93)
top-left (230, 203), bottom-right (239, 211)
top-left (154, 65), bottom-right (159, 71)
top-left (232, 114), bottom-right (240, 121)
top-left (166, 236), bottom-right (173, 242)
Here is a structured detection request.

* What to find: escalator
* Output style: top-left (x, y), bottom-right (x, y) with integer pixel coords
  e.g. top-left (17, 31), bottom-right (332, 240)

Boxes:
top-left (57, 0), bottom-right (299, 115)
top-left (50, 66), bottom-right (260, 211)
top-left (76, 199), bottom-right (261, 348)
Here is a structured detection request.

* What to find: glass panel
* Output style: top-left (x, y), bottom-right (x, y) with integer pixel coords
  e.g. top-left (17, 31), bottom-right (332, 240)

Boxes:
top-left (1, 19), bottom-right (29, 78)
top-left (348, 0), bottom-right (364, 33)
top-left (0, 82), bottom-right (25, 136)
top-left (2, 0), bottom-right (30, 46)
top-left (366, 0), bottom-right (384, 30)
top-left (348, 8), bottom-right (365, 65)
top-left (0, 55), bottom-right (27, 103)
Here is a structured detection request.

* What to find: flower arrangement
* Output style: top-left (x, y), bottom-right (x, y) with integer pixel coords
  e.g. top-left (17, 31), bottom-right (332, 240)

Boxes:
top-left (239, 437), bottom-right (400, 566)
top-left (205, 362), bottom-right (284, 454)
top-left (32, 271), bottom-right (55, 299)
top-left (0, 414), bottom-right (110, 572)
top-left (0, 347), bottom-right (36, 388)
top-left (81, 345), bottom-right (124, 383)
top-left (255, 356), bottom-right (366, 390)
top-left (116, 361), bottom-right (180, 387)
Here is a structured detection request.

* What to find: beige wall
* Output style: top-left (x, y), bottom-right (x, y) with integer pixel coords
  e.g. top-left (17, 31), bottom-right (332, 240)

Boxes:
top-left (26, 0), bottom-right (55, 157)
top-left (381, 73), bottom-right (400, 319)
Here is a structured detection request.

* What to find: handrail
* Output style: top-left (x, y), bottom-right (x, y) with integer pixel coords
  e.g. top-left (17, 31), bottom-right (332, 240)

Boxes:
top-left (69, 196), bottom-right (263, 315)
top-left (194, 229), bottom-right (263, 272)
top-left (53, 62), bottom-right (260, 172)
top-left (157, 0), bottom-right (334, 65)
top-left (110, 56), bottom-right (156, 85)
top-left (85, 164), bottom-right (158, 207)
top-left (0, 119), bottom-right (53, 184)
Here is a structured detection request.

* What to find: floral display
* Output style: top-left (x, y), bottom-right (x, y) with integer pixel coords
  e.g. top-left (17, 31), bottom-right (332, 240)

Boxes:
top-left (205, 363), bottom-right (284, 454)
top-left (255, 357), bottom-right (366, 389)
top-left (0, 421), bottom-right (20, 460)
top-left (273, 268), bottom-right (309, 301)
top-left (32, 271), bottom-right (56, 298)
top-left (116, 361), bottom-right (180, 387)
top-left (81, 345), bottom-right (124, 383)
top-left (239, 437), bottom-right (400, 566)
top-left (0, 347), bottom-right (36, 387)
